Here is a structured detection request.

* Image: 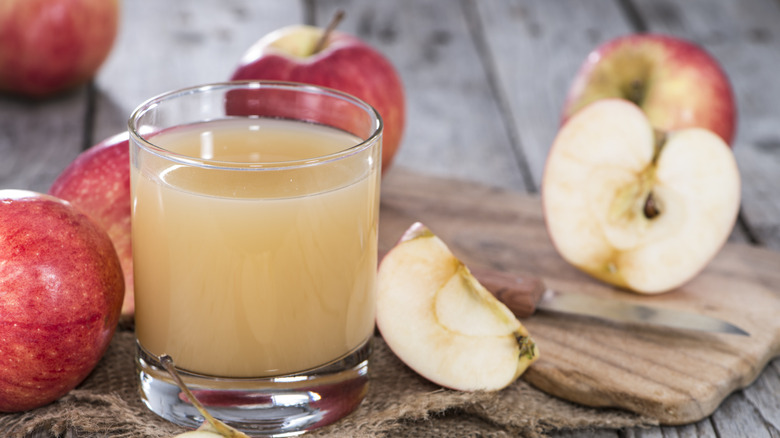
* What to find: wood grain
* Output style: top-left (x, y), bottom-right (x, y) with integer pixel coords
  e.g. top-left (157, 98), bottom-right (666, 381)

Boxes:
top-left (91, 0), bottom-right (304, 144)
top-left (314, 0), bottom-right (530, 192)
top-left (0, 91), bottom-right (88, 193)
top-left (473, 0), bottom-right (633, 190)
top-left (379, 168), bottom-right (780, 426)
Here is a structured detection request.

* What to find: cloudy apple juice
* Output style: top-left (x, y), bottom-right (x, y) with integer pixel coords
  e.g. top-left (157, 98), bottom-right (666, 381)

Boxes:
top-left (131, 117), bottom-right (380, 378)
top-left (129, 82), bottom-right (382, 435)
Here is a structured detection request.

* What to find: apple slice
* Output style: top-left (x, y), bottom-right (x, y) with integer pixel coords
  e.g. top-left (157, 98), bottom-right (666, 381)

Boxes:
top-left (377, 223), bottom-right (538, 392)
top-left (542, 99), bottom-right (741, 294)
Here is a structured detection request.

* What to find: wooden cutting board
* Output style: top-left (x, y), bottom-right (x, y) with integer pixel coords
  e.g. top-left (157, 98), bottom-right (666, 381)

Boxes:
top-left (378, 168), bottom-right (780, 426)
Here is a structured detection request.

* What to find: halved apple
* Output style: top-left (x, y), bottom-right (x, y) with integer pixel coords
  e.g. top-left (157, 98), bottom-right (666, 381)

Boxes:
top-left (376, 223), bottom-right (538, 392)
top-left (542, 99), bottom-right (741, 294)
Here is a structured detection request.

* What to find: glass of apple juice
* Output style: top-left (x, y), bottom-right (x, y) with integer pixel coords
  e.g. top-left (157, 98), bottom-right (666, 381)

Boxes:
top-left (128, 81), bottom-right (382, 436)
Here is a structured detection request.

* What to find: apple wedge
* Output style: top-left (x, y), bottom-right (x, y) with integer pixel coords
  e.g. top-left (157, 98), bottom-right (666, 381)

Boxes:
top-left (377, 223), bottom-right (538, 392)
top-left (542, 99), bottom-right (741, 294)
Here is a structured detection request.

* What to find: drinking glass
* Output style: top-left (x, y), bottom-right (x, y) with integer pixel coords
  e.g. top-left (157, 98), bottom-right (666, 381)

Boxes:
top-left (128, 81), bottom-right (382, 436)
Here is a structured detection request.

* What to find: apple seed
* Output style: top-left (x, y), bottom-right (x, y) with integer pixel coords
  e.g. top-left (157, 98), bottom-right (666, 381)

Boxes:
top-left (643, 192), bottom-right (660, 219)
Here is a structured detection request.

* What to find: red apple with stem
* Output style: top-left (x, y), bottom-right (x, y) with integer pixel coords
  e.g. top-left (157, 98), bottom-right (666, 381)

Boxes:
top-left (0, 190), bottom-right (124, 412)
top-left (561, 33), bottom-right (736, 146)
top-left (230, 14), bottom-right (405, 174)
top-left (0, 0), bottom-right (120, 98)
top-left (49, 132), bottom-right (134, 317)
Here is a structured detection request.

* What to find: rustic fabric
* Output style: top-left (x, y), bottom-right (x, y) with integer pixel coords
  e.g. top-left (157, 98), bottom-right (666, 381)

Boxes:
top-left (0, 329), bottom-right (657, 437)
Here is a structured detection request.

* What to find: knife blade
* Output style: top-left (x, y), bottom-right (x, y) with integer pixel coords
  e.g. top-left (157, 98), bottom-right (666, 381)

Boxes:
top-left (468, 266), bottom-right (750, 336)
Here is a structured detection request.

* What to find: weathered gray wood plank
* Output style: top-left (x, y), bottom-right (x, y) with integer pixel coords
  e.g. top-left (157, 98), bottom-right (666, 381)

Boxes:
top-left (711, 391), bottom-right (774, 438)
top-left (313, 0), bottom-right (529, 192)
top-left (473, 0), bottom-right (633, 192)
top-left (92, 0), bottom-right (305, 144)
top-left (719, 356), bottom-right (780, 437)
top-left (632, 0), bottom-right (780, 252)
top-left (747, 358), bottom-right (780, 432)
top-left (624, 418), bottom-right (718, 438)
top-left (0, 90), bottom-right (89, 193)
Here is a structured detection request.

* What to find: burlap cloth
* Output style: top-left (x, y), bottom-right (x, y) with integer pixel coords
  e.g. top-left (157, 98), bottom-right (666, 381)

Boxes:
top-left (0, 328), bottom-right (657, 437)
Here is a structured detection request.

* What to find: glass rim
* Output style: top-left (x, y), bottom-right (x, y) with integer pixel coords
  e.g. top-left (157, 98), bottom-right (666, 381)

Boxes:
top-left (127, 80), bottom-right (383, 171)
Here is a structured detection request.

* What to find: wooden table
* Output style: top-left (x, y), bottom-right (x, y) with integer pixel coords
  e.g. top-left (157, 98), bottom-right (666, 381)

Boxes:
top-left (3, 1), bottom-right (778, 437)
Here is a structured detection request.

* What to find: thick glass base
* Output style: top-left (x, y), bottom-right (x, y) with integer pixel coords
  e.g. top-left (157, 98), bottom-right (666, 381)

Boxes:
top-left (136, 339), bottom-right (371, 437)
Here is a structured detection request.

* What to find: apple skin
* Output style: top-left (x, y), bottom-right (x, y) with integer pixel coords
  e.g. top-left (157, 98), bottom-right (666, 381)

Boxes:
top-left (49, 132), bottom-right (133, 317)
top-left (0, 0), bottom-right (120, 98)
top-left (0, 190), bottom-right (124, 412)
top-left (230, 25), bottom-right (405, 174)
top-left (561, 33), bottom-right (736, 146)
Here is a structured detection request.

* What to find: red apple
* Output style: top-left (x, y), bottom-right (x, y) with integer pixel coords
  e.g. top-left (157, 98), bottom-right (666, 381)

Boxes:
top-left (561, 34), bottom-right (736, 145)
top-left (0, 0), bottom-right (120, 98)
top-left (230, 24), bottom-right (405, 173)
top-left (49, 132), bottom-right (133, 317)
top-left (0, 190), bottom-right (124, 412)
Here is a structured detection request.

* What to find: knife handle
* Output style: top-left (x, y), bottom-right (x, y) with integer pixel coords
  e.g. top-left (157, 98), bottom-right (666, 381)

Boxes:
top-left (469, 266), bottom-right (546, 318)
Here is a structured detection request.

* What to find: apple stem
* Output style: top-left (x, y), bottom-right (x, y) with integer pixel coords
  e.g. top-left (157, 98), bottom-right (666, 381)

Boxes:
top-left (628, 79), bottom-right (646, 106)
top-left (642, 130), bottom-right (666, 220)
top-left (312, 10), bottom-right (346, 55)
top-left (160, 354), bottom-right (250, 438)
top-left (652, 130), bottom-right (667, 164)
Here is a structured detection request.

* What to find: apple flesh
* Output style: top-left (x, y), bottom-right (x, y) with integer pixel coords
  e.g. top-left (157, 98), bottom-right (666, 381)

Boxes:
top-left (0, 190), bottom-right (124, 412)
top-left (0, 0), bottom-right (120, 98)
top-left (561, 34), bottom-right (736, 145)
top-left (49, 132), bottom-right (134, 317)
top-left (377, 222), bottom-right (539, 391)
top-left (230, 24), bottom-right (405, 174)
top-left (543, 99), bottom-right (741, 294)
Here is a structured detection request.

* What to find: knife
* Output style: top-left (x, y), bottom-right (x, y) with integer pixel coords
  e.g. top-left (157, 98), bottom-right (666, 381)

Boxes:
top-left (467, 265), bottom-right (750, 336)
